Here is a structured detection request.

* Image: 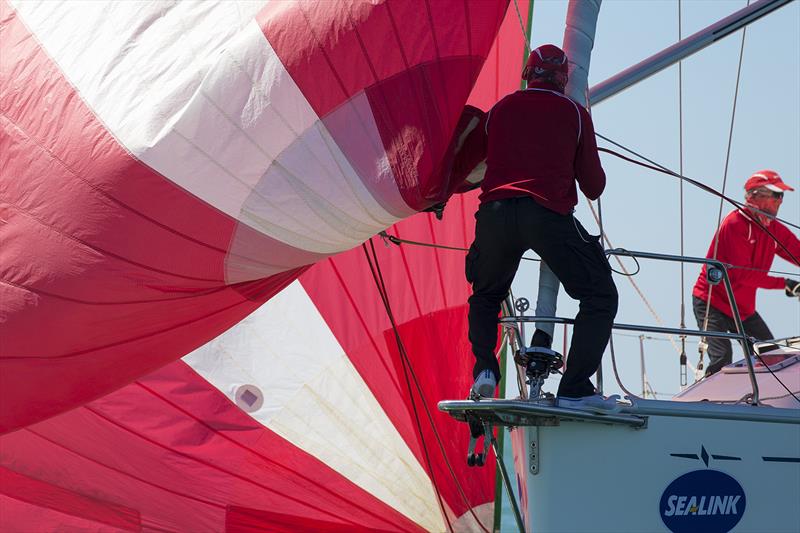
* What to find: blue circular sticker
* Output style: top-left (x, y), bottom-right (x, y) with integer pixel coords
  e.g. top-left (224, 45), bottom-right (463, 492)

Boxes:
top-left (660, 470), bottom-right (746, 533)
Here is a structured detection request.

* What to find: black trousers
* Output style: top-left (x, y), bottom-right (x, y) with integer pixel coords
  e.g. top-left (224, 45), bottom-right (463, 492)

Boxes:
top-left (692, 296), bottom-right (773, 376)
top-left (466, 196), bottom-right (618, 398)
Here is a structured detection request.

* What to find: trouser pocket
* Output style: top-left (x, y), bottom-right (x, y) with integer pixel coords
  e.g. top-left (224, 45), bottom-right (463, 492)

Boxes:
top-left (571, 217), bottom-right (610, 274)
top-left (564, 237), bottom-right (610, 281)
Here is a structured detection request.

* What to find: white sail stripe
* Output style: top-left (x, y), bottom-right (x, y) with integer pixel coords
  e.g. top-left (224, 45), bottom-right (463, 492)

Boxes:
top-left (183, 281), bottom-right (445, 532)
top-left (160, 118), bottom-right (385, 253)
top-left (210, 47), bottom-right (403, 228)
top-left (11, 1), bottom-right (406, 256)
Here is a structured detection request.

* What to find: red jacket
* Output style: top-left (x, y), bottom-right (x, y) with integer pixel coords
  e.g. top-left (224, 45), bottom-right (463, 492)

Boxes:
top-left (693, 210), bottom-right (800, 319)
top-left (479, 81), bottom-right (606, 214)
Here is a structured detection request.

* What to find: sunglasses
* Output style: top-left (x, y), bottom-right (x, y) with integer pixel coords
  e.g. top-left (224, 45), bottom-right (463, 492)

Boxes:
top-left (751, 188), bottom-right (784, 199)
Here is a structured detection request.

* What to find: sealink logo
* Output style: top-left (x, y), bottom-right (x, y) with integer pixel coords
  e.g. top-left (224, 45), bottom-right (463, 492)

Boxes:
top-left (660, 469), bottom-right (746, 533)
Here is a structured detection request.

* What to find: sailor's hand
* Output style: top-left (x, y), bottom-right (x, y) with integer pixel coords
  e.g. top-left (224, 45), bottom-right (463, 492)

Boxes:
top-left (785, 278), bottom-right (800, 297)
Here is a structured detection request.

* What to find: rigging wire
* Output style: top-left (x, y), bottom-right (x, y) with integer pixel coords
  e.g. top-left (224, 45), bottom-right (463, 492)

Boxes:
top-left (613, 331), bottom-right (699, 343)
top-left (362, 240), bottom-right (492, 533)
top-left (606, 252), bottom-right (641, 277)
top-left (753, 351), bottom-right (800, 404)
top-left (702, 1), bottom-right (751, 377)
top-left (381, 230), bottom-right (796, 278)
top-left (728, 265), bottom-right (800, 277)
top-left (678, 0), bottom-right (690, 385)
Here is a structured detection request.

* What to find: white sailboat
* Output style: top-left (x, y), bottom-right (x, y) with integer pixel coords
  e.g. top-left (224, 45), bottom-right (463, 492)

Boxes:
top-left (441, 1), bottom-right (800, 531)
top-left (1, 0), bottom-right (795, 531)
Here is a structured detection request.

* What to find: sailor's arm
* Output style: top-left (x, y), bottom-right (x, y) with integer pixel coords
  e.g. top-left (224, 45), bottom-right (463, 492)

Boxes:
top-left (574, 106), bottom-right (606, 200)
top-left (770, 221), bottom-right (800, 296)
top-left (772, 221), bottom-right (800, 267)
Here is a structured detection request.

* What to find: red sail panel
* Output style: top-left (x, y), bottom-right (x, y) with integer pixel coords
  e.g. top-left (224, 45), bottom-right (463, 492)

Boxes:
top-left (0, 361), bottom-right (425, 532)
top-left (0, 0), bottom-right (311, 433)
top-left (0, 0), bottom-right (529, 530)
top-left (297, 1), bottom-right (531, 523)
top-left (258, 0), bottom-right (509, 211)
top-left (0, 0), bottom-right (509, 433)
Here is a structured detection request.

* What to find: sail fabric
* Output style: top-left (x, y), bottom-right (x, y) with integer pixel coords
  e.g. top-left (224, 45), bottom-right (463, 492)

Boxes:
top-left (0, 0), bottom-right (531, 530)
top-left (0, 196), bottom-right (479, 532)
top-left (0, 361), bottom-right (427, 532)
top-left (0, 0), bottom-right (510, 433)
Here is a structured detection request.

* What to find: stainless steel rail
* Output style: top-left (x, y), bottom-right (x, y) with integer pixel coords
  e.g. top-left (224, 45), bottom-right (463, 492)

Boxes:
top-left (501, 249), bottom-right (761, 404)
top-left (502, 316), bottom-right (749, 341)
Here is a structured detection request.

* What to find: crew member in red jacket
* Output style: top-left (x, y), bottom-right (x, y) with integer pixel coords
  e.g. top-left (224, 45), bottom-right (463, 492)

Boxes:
top-left (693, 170), bottom-right (800, 376)
top-left (466, 44), bottom-right (618, 409)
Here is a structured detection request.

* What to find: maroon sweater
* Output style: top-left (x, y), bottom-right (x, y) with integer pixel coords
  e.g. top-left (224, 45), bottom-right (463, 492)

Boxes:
top-left (693, 210), bottom-right (800, 319)
top-left (479, 81), bottom-right (606, 214)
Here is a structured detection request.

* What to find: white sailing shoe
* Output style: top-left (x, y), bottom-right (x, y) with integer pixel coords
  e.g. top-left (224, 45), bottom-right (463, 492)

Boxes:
top-left (471, 370), bottom-right (498, 398)
top-left (557, 393), bottom-right (621, 412)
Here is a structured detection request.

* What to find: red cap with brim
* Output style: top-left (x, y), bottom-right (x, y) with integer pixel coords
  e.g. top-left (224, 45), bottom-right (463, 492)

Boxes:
top-left (523, 44), bottom-right (568, 80)
top-left (744, 170), bottom-right (794, 192)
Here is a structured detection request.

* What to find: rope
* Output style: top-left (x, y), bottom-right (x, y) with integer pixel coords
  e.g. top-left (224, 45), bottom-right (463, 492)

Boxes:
top-left (594, 143), bottom-right (800, 266)
top-left (380, 231), bottom-right (541, 262)
top-left (360, 243), bottom-right (453, 533)
top-left (596, 134), bottom-right (799, 231)
top-left (585, 201), bottom-right (692, 366)
top-left (588, 194), bottom-right (697, 391)
top-left (362, 240), bottom-right (492, 533)
top-left (759, 390), bottom-right (800, 402)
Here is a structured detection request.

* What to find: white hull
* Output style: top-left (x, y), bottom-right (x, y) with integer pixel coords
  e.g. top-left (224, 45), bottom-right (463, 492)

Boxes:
top-left (510, 400), bottom-right (800, 532)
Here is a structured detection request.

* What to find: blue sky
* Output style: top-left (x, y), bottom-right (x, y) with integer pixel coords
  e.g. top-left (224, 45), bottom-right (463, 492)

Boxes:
top-left (511, 0), bottom-right (800, 398)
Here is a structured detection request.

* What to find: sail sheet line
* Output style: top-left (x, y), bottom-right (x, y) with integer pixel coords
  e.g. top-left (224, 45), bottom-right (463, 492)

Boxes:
top-left (361, 242), bottom-right (455, 533)
top-left (378, 231), bottom-right (796, 277)
top-left (364, 239), bottom-right (496, 533)
top-left (596, 142), bottom-right (799, 267)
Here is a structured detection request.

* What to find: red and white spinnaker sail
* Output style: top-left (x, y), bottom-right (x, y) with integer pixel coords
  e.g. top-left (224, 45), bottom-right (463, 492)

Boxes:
top-left (1, 0), bottom-right (530, 530)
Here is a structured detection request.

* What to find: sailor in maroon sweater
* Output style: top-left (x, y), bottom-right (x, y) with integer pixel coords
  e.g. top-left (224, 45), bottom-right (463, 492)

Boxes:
top-left (467, 44), bottom-right (618, 404)
top-left (693, 170), bottom-right (800, 376)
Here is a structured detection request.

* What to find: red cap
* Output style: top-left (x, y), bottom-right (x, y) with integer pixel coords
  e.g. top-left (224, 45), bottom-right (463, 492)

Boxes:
top-left (522, 44), bottom-right (568, 81)
top-left (744, 170), bottom-right (794, 192)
